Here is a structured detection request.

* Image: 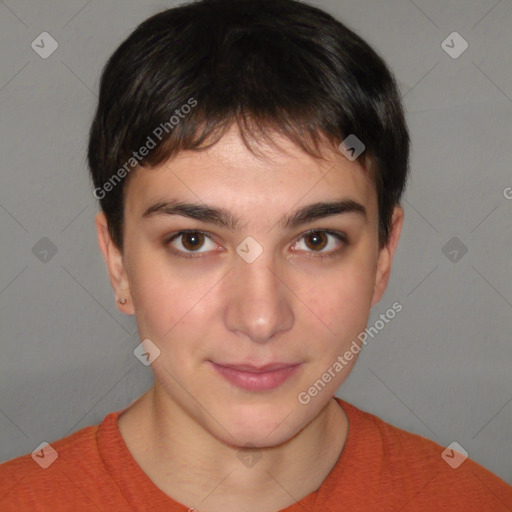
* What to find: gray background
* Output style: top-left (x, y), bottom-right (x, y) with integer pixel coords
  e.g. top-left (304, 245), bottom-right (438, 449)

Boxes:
top-left (1, 0), bottom-right (511, 484)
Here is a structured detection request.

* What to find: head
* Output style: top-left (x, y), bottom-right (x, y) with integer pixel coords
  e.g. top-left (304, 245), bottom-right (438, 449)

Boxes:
top-left (88, 0), bottom-right (409, 447)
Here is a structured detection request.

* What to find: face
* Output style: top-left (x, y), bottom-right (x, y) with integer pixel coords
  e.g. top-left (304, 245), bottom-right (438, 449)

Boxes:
top-left (97, 124), bottom-right (403, 448)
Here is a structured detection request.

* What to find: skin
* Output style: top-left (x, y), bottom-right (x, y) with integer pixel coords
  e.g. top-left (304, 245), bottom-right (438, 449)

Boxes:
top-left (96, 124), bottom-right (404, 512)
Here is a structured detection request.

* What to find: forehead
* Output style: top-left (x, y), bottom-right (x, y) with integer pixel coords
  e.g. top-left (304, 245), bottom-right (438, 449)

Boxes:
top-left (124, 126), bottom-right (377, 223)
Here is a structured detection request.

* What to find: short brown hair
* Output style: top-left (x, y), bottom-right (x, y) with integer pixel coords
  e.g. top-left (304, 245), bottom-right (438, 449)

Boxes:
top-left (87, 0), bottom-right (410, 249)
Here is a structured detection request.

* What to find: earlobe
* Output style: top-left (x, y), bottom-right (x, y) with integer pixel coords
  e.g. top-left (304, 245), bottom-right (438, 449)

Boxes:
top-left (95, 212), bottom-right (134, 314)
top-left (370, 206), bottom-right (404, 308)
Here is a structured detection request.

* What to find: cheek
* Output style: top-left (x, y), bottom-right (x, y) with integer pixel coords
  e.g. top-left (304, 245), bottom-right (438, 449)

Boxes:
top-left (126, 247), bottom-right (219, 339)
top-left (125, 246), bottom-right (176, 335)
top-left (299, 255), bottom-right (376, 338)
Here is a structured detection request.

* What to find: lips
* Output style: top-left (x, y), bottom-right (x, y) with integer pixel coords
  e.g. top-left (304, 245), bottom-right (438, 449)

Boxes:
top-left (209, 361), bottom-right (302, 391)
top-left (215, 362), bottom-right (298, 373)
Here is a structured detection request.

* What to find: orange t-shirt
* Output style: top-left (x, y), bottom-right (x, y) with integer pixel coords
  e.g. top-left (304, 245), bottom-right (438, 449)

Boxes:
top-left (1, 398), bottom-right (511, 511)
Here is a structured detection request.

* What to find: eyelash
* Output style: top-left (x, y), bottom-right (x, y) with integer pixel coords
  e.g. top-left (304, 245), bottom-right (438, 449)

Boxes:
top-left (164, 229), bottom-right (348, 260)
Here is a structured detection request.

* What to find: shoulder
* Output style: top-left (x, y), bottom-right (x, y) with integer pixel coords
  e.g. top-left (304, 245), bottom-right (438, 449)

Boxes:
top-left (335, 399), bottom-right (512, 510)
top-left (0, 411), bottom-right (130, 511)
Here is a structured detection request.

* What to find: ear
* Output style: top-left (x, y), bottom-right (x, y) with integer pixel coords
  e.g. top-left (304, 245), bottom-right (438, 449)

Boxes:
top-left (95, 211), bottom-right (134, 315)
top-left (371, 206), bottom-right (404, 308)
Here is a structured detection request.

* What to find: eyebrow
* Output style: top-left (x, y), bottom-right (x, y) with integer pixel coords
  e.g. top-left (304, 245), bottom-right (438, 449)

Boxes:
top-left (142, 199), bottom-right (367, 231)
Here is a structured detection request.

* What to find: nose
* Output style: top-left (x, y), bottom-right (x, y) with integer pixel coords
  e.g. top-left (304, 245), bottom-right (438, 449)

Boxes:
top-left (223, 252), bottom-right (294, 344)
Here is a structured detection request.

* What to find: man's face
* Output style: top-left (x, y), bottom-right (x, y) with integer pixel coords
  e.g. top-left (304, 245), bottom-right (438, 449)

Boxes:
top-left (114, 125), bottom-right (400, 447)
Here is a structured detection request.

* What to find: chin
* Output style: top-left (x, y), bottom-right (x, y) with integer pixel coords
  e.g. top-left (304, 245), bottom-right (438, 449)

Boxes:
top-left (220, 425), bottom-right (298, 450)
top-left (215, 404), bottom-right (306, 448)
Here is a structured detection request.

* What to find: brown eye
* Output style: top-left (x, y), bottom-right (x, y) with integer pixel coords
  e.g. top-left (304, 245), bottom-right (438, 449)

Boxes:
top-left (181, 232), bottom-right (205, 251)
top-left (292, 229), bottom-right (347, 259)
top-left (304, 231), bottom-right (328, 251)
top-left (166, 230), bottom-right (217, 257)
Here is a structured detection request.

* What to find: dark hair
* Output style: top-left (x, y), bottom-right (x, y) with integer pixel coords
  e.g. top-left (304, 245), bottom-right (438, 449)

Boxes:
top-left (87, 0), bottom-right (409, 250)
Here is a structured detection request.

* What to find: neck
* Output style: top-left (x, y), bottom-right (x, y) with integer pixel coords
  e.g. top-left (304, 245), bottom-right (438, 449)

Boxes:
top-left (118, 387), bottom-right (348, 512)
